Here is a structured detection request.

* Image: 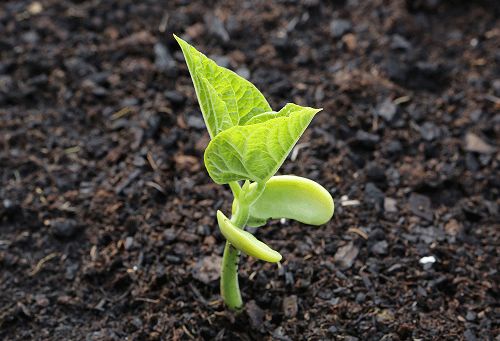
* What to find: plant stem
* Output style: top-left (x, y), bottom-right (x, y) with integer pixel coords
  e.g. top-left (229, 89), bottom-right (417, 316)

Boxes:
top-left (220, 198), bottom-right (248, 312)
top-left (229, 181), bottom-right (241, 199)
top-left (220, 240), bottom-right (243, 312)
top-left (220, 181), bottom-right (265, 312)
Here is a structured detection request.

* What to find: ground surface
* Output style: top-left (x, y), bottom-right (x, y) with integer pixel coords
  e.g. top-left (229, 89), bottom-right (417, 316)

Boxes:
top-left (1, 0), bottom-right (500, 340)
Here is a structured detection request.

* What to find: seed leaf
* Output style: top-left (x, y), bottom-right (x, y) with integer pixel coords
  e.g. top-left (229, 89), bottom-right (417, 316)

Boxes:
top-left (205, 106), bottom-right (321, 184)
top-left (174, 35), bottom-right (272, 138)
top-left (217, 210), bottom-right (282, 262)
top-left (233, 175), bottom-right (335, 227)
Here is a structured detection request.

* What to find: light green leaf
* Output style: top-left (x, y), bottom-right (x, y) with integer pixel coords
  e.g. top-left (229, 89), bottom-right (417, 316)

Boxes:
top-left (198, 77), bottom-right (233, 134)
top-left (174, 35), bottom-right (272, 138)
top-left (205, 105), bottom-right (321, 184)
top-left (243, 103), bottom-right (304, 126)
top-left (241, 111), bottom-right (278, 126)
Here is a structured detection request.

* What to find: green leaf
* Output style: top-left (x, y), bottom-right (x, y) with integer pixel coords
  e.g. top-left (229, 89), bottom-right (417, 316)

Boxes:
top-left (198, 77), bottom-right (233, 134)
top-left (174, 35), bottom-right (272, 138)
top-left (217, 210), bottom-right (282, 263)
top-left (243, 103), bottom-right (304, 126)
top-left (205, 105), bottom-right (321, 184)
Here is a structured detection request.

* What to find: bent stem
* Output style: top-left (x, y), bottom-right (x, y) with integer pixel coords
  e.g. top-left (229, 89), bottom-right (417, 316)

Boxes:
top-left (220, 181), bottom-right (265, 312)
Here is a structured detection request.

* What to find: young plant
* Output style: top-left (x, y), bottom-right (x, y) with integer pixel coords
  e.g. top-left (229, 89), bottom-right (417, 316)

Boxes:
top-left (174, 35), bottom-right (334, 312)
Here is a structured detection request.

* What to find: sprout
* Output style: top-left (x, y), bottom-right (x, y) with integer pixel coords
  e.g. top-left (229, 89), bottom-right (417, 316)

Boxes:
top-left (175, 35), bottom-right (334, 312)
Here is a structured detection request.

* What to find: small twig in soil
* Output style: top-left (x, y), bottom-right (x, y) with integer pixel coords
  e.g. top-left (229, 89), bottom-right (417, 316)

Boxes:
top-left (188, 282), bottom-right (207, 305)
top-left (111, 107), bottom-right (131, 120)
top-left (147, 152), bottom-right (167, 175)
top-left (394, 95), bottom-right (411, 104)
top-left (347, 227), bottom-right (368, 240)
top-left (29, 253), bottom-right (57, 276)
top-left (146, 181), bottom-right (166, 194)
top-left (483, 93), bottom-right (500, 104)
top-left (134, 297), bottom-right (160, 304)
top-left (290, 142), bottom-right (311, 162)
top-left (182, 324), bottom-right (195, 340)
top-left (64, 146), bottom-right (80, 154)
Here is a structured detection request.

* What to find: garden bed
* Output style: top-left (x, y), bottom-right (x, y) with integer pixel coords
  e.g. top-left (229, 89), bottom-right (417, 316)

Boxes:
top-left (1, 0), bottom-right (499, 340)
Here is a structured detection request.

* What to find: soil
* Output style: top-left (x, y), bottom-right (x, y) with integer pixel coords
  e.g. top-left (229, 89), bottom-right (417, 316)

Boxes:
top-left (1, 0), bottom-right (500, 340)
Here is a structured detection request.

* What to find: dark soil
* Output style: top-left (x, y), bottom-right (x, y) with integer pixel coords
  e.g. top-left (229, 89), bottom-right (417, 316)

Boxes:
top-left (1, 0), bottom-right (500, 340)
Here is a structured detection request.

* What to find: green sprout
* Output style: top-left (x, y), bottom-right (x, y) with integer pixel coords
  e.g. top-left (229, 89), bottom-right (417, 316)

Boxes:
top-left (174, 35), bottom-right (334, 312)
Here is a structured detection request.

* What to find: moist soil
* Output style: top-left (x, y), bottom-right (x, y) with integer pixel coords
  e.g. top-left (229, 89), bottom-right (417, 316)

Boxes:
top-left (1, 0), bottom-right (500, 340)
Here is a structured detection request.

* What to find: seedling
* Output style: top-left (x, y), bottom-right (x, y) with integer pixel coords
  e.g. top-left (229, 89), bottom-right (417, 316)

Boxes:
top-left (174, 35), bottom-right (334, 312)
